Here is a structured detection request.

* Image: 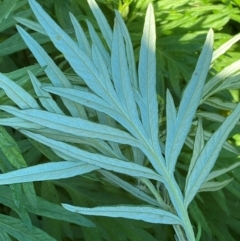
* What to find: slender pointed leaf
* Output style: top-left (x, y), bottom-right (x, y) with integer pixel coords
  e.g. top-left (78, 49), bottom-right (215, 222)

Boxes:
top-left (16, 25), bottom-right (87, 118)
top-left (87, 20), bottom-right (110, 68)
top-left (0, 161), bottom-right (98, 184)
top-left (165, 29), bottom-right (214, 175)
top-left (62, 204), bottom-right (182, 225)
top-left (184, 103), bottom-right (240, 207)
top-left (205, 162), bottom-right (240, 182)
top-left (138, 3), bottom-right (159, 145)
top-left (86, 0), bottom-right (112, 49)
top-left (0, 73), bottom-right (39, 109)
top-left (199, 179), bottom-right (233, 192)
top-left (28, 71), bottom-right (64, 114)
top-left (114, 11), bottom-right (138, 88)
top-left (69, 12), bottom-right (91, 57)
top-left (20, 130), bottom-right (163, 183)
top-left (15, 16), bottom-right (46, 35)
top-left (111, 18), bottom-right (141, 130)
top-left (212, 33), bottom-right (240, 62)
top-left (42, 86), bottom-right (141, 140)
top-left (28, 0), bottom-right (115, 106)
top-left (0, 106), bottom-right (142, 148)
top-left (186, 118), bottom-right (204, 186)
top-left (166, 90), bottom-right (176, 155)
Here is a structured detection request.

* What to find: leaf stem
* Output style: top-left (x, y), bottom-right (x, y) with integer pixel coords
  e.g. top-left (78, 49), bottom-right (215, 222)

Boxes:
top-left (143, 144), bottom-right (196, 241)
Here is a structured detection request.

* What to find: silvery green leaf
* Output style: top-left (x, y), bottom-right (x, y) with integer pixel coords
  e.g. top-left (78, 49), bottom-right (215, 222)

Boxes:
top-left (166, 90), bottom-right (177, 151)
top-left (196, 111), bottom-right (229, 122)
top-left (17, 25), bottom-right (87, 118)
top-left (96, 112), bottom-right (124, 159)
top-left (0, 73), bottom-right (40, 109)
top-left (42, 86), bottom-right (143, 140)
top-left (91, 44), bottom-right (118, 100)
top-left (28, 0), bottom-right (114, 106)
top-left (15, 17), bottom-right (46, 35)
top-left (186, 127), bottom-right (240, 156)
top-left (216, 73), bottom-right (240, 90)
top-left (111, 17), bottom-right (142, 132)
top-left (138, 3), bottom-right (159, 145)
top-left (165, 29), bottom-right (214, 175)
top-left (204, 72), bottom-right (240, 99)
top-left (53, 143), bottom-right (124, 166)
top-left (205, 162), bottom-right (240, 182)
top-left (4, 64), bottom-right (44, 80)
top-left (202, 130), bottom-right (240, 155)
top-left (184, 103), bottom-right (240, 208)
top-left (204, 97), bottom-right (237, 110)
top-left (132, 147), bottom-right (145, 166)
top-left (87, 20), bottom-right (110, 68)
top-left (212, 33), bottom-right (240, 62)
top-left (114, 10), bottom-right (137, 88)
top-left (21, 130), bottom-right (163, 183)
top-left (0, 161), bottom-right (98, 184)
top-left (186, 118), bottom-right (204, 188)
top-left (138, 177), bottom-right (167, 209)
top-left (0, 106), bottom-right (142, 148)
top-left (203, 59), bottom-right (240, 100)
top-left (62, 204), bottom-right (182, 225)
top-left (27, 71), bottom-right (64, 114)
top-left (86, 0), bottom-right (112, 49)
top-left (69, 13), bottom-right (91, 57)
top-left (0, 117), bottom-right (43, 130)
top-left (99, 170), bottom-right (159, 207)
top-left (199, 179), bottom-right (233, 192)
top-left (27, 127), bottom-right (123, 159)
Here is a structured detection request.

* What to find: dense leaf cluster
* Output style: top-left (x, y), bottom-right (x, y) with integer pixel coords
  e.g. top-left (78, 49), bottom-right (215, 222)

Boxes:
top-left (0, 0), bottom-right (240, 240)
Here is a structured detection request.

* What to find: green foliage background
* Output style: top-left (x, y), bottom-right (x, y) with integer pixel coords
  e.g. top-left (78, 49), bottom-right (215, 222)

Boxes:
top-left (0, 0), bottom-right (240, 240)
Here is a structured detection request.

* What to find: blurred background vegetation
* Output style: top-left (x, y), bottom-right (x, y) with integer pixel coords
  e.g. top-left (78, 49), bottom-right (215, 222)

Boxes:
top-left (0, 0), bottom-right (240, 240)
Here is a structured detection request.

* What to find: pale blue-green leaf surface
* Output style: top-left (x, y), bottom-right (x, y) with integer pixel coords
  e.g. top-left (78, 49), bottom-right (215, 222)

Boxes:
top-left (87, 20), bottom-right (110, 68)
top-left (212, 33), bottom-right (240, 62)
top-left (42, 86), bottom-right (142, 141)
top-left (91, 44), bottom-right (119, 102)
top-left (0, 161), bottom-right (98, 184)
top-left (86, 0), bottom-right (112, 49)
top-left (185, 118), bottom-right (204, 187)
top-left (138, 3), bottom-right (159, 145)
top-left (205, 162), bottom-right (240, 182)
top-left (28, 0), bottom-right (114, 106)
top-left (69, 13), bottom-right (91, 57)
top-left (184, 103), bottom-right (240, 207)
top-left (17, 25), bottom-right (87, 118)
top-left (0, 117), bottom-right (44, 130)
top-left (0, 106), bottom-right (142, 148)
top-left (111, 18), bottom-right (142, 130)
top-left (21, 130), bottom-right (163, 183)
top-left (203, 59), bottom-right (240, 100)
top-left (62, 204), bottom-right (182, 225)
top-left (15, 17), bottom-right (46, 35)
top-left (199, 179), bottom-right (233, 192)
top-left (28, 70), bottom-right (64, 114)
top-left (166, 90), bottom-right (176, 160)
top-left (165, 29), bottom-right (214, 175)
top-left (114, 10), bottom-right (138, 88)
top-left (0, 73), bottom-right (40, 109)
